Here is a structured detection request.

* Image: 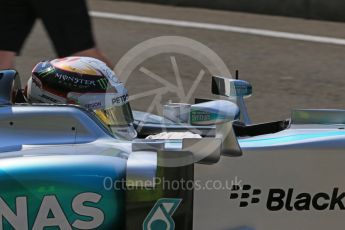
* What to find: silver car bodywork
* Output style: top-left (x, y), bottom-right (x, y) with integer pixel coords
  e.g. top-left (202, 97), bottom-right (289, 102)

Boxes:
top-left (1, 70), bottom-right (345, 229)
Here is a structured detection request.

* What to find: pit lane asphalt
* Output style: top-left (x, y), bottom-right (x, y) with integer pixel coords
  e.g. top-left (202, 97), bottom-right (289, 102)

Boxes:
top-left (16, 0), bottom-right (345, 122)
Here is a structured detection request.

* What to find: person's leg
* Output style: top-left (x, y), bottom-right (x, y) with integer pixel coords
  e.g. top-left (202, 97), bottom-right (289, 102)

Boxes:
top-left (0, 51), bottom-right (16, 70)
top-left (33, 0), bottom-right (113, 68)
top-left (0, 0), bottom-right (36, 70)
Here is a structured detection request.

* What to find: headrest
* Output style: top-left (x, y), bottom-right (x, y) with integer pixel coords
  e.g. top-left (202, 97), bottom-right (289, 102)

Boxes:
top-left (0, 70), bottom-right (22, 105)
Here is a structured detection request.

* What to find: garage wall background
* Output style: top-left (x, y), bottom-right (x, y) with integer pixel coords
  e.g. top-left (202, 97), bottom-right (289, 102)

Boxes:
top-left (112, 0), bottom-right (345, 22)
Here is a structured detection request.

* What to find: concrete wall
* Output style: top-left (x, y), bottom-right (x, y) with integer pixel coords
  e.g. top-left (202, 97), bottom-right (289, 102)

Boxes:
top-left (115, 0), bottom-right (345, 22)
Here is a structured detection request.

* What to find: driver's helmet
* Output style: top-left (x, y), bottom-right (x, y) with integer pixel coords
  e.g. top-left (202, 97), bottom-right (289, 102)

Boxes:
top-left (26, 57), bottom-right (136, 140)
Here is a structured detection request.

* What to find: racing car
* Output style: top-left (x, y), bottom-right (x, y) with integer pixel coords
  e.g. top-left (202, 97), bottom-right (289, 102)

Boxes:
top-left (1, 66), bottom-right (345, 230)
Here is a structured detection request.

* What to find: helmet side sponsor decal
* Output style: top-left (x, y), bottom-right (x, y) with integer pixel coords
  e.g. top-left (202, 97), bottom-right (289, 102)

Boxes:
top-left (143, 198), bottom-right (182, 230)
top-left (39, 94), bottom-right (59, 103)
top-left (98, 78), bottom-right (109, 90)
top-left (55, 73), bottom-right (97, 87)
top-left (0, 192), bottom-right (104, 229)
top-left (112, 94), bottom-right (129, 106)
top-left (230, 185), bottom-right (345, 211)
top-left (66, 91), bottom-right (129, 110)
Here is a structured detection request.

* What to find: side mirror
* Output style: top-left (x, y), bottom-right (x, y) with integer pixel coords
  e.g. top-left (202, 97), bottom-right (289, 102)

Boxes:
top-left (212, 75), bottom-right (252, 125)
top-left (212, 75), bottom-right (252, 98)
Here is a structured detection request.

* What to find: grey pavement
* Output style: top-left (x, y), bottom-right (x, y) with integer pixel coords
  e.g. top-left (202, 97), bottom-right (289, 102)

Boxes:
top-left (15, 0), bottom-right (345, 122)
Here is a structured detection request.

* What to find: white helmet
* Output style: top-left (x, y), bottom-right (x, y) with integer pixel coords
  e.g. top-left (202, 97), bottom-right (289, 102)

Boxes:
top-left (26, 57), bottom-right (136, 140)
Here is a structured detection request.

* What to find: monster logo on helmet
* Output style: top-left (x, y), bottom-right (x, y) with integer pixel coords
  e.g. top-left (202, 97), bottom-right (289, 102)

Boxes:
top-left (26, 57), bottom-right (137, 140)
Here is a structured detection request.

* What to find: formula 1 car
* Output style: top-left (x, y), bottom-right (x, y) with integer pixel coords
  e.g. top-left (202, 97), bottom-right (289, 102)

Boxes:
top-left (1, 69), bottom-right (345, 230)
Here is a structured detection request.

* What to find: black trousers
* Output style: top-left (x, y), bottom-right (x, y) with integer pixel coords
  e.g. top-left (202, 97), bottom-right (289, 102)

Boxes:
top-left (0, 0), bottom-right (95, 57)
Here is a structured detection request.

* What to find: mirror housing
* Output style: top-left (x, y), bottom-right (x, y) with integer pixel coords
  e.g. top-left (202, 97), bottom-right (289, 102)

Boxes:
top-left (212, 75), bottom-right (252, 98)
top-left (212, 75), bottom-right (252, 125)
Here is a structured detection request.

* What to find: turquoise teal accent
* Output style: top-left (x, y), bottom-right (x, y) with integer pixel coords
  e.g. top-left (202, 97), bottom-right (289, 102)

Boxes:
top-left (143, 198), bottom-right (182, 230)
top-left (240, 131), bottom-right (345, 147)
top-left (0, 155), bottom-right (127, 229)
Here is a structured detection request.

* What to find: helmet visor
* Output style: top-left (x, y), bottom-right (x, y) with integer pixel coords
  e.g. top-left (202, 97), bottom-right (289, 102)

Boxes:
top-left (94, 102), bottom-right (134, 127)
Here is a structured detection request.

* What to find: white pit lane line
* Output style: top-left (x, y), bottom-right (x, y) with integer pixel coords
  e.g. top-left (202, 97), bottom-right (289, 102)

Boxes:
top-left (90, 11), bottom-right (345, 46)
